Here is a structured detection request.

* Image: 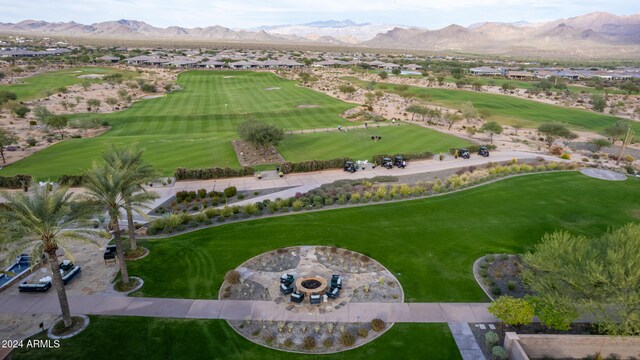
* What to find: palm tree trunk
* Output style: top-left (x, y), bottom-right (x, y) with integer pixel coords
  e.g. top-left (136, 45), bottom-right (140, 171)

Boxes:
top-left (112, 216), bottom-right (130, 285)
top-left (47, 249), bottom-right (72, 327)
top-left (125, 199), bottom-right (136, 251)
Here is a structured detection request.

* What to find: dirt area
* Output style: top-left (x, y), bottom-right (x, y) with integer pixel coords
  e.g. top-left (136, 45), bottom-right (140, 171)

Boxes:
top-left (297, 104), bottom-right (321, 109)
top-left (0, 65), bottom-right (178, 167)
top-left (473, 254), bottom-right (529, 300)
top-left (232, 140), bottom-right (285, 167)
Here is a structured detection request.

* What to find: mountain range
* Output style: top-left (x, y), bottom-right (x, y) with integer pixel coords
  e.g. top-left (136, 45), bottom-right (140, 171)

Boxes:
top-left (0, 12), bottom-right (639, 56)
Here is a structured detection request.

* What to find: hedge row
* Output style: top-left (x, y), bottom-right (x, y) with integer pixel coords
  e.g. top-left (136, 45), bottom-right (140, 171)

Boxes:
top-left (449, 144), bottom-right (497, 155)
top-left (371, 151), bottom-right (433, 165)
top-left (57, 175), bottom-right (84, 187)
top-left (280, 158), bottom-right (352, 174)
top-left (174, 167), bottom-right (254, 181)
top-left (0, 175), bottom-right (32, 189)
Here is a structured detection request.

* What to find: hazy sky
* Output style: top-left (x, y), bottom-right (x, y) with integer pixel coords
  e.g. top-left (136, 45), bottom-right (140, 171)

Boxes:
top-left (0, 0), bottom-right (638, 29)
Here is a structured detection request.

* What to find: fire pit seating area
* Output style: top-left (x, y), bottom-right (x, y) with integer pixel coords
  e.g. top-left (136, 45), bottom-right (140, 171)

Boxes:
top-left (60, 260), bottom-right (73, 271)
top-left (282, 272), bottom-right (343, 304)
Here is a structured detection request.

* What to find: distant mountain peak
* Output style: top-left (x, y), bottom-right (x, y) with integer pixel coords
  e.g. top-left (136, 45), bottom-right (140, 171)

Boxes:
top-left (302, 19), bottom-right (366, 28)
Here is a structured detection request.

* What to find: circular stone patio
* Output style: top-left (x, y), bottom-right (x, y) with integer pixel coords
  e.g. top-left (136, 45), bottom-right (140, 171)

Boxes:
top-left (580, 168), bottom-right (627, 181)
top-left (220, 246), bottom-right (403, 353)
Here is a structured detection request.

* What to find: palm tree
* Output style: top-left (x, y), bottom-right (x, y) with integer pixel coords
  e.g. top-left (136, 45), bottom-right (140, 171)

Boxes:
top-left (0, 187), bottom-right (98, 327)
top-left (101, 146), bottom-right (158, 251)
top-left (82, 163), bottom-right (136, 286)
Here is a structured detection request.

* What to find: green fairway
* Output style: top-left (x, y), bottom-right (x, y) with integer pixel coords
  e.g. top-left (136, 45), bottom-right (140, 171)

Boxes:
top-left (278, 124), bottom-right (472, 161)
top-left (0, 67), bottom-right (137, 101)
top-left (1, 71), bottom-right (356, 179)
top-left (127, 172), bottom-right (640, 302)
top-left (13, 317), bottom-right (460, 360)
top-left (346, 77), bottom-right (636, 134)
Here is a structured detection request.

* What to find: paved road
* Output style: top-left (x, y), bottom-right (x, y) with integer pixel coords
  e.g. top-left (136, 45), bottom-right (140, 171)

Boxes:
top-left (0, 293), bottom-right (495, 323)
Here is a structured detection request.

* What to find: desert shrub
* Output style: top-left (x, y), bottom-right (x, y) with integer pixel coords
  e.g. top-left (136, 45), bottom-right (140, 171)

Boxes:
top-left (491, 286), bottom-right (502, 296)
top-left (263, 334), bottom-right (275, 345)
top-left (323, 337), bottom-right (334, 348)
top-left (292, 200), bottom-right (304, 211)
top-left (197, 188), bottom-right (207, 198)
top-left (140, 83), bottom-right (157, 93)
top-left (550, 146), bottom-right (564, 156)
top-left (220, 206), bottom-right (233, 217)
top-left (283, 338), bottom-right (294, 348)
top-left (492, 345), bottom-right (507, 360)
top-left (560, 153), bottom-right (571, 160)
top-left (225, 270), bottom-right (240, 284)
top-left (340, 332), bottom-right (356, 347)
top-left (224, 186), bottom-right (238, 198)
top-left (357, 327), bottom-right (369, 338)
top-left (507, 281), bottom-right (517, 291)
top-left (204, 208), bottom-right (220, 218)
top-left (370, 318), bottom-right (386, 332)
top-left (302, 336), bottom-right (316, 350)
top-left (485, 331), bottom-right (499, 348)
top-left (242, 203), bottom-right (259, 216)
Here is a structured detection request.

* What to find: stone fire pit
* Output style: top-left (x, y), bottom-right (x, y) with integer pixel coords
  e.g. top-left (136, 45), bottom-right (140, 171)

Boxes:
top-left (295, 276), bottom-right (328, 296)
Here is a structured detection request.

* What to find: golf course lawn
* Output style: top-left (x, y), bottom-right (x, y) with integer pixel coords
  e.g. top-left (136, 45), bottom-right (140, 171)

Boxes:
top-left (1, 71), bottom-right (469, 180)
top-left (278, 124), bottom-right (472, 162)
top-left (345, 77), bottom-right (636, 134)
top-left (13, 317), bottom-right (460, 360)
top-left (0, 67), bottom-right (138, 101)
top-left (127, 172), bottom-right (640, 302)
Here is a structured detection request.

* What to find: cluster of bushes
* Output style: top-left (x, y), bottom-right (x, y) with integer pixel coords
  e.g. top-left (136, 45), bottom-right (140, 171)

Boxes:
top-left (145, 162), bottom-right (578, 235)
top-left (280, 158), bottom-right (352, 174)
top-left (372, 151), bottom-right (433, 165)
top-left (57, 175), bottom-right (84, 187)
top-left (448, 144), bottom-right (497, 155)
top-left (174, 186), bottom-right (236, 204)
top-left (0, 175), bottom-right (32, 189)
top-left (174, 167), bottom-right (254, 181)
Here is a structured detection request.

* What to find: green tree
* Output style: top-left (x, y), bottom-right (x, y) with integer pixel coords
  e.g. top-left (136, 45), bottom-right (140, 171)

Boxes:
top-left (83, 162), bottom-right (136, 286)
top-left (0, 90), bottom-right (17, 105)
top-left (460, 102), bottom-right (478, 122)
top-left (537, 123), bottom-right (577, 147)
top-left (406, 104), bottom-right (428, 121)
top-left (604, 120), bottom-right (630, 144)
top-left (443, 112), bottom-right (463, 130)
top-left (591, 94), bottom-right (606, 112)
top-left (501, 83), bottom-right (514, 92)
top-left (0, 128), bottom-right (18, 163)
top-left (391, 68), bottom-right (401, 76)
top-left (237, 119), bottom-right (284, 155)
top-left (589, 138), bottom-right (612, 152)
top-left (523, 224), bottom-right (640, 335)
top-left (436, 75), bottom-right (446, 85)
top-left (33, 105), bottom-right (54, 124)
top-left (620, 80), bottom-right (639, 95)
top-left (45, 116), bottom-right (69, 139)
top-left (0, 187), bottom-right (98, 327)
top-left (100, 146), bottom-right (158, 251)
top-left (472, 80), bottom-right (483, 91)
top-left (10, 103), bottom-right (30, 118)
top-left (480, 121), bottom-right (503, 144)
top-left (488, 296), bottom-right (534, 326)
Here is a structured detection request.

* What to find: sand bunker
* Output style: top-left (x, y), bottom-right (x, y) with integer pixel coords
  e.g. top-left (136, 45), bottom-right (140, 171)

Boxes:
top-left (580, 168), bottom-right (627, 181)
top-left (297, 104), bottom-right (321, 109)
top-left (264, 87), bottom-right (281, 90)
top-left (77, 74), bottom-right (105, 79)
top-left (142, 95), bottom-right (164, 99)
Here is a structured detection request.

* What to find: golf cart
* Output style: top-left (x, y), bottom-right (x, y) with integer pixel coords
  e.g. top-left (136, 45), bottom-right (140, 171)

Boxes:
top-left (344, 161), bottom-right (357, 173)
top-left (456, 148), bottom-right (470, 159)
top-left (381, 157), bottom-right (393, 169)
top-left (394, 155), bottom-right (406, 168)
top-left (478, 146), bottom-right (490, 157)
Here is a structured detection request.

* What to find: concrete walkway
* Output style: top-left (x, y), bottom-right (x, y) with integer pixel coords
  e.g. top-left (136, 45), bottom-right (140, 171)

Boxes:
top-left (449, 322), bottom-right (486, 360)
top-left (0, 293), bottom-right (495, 323)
